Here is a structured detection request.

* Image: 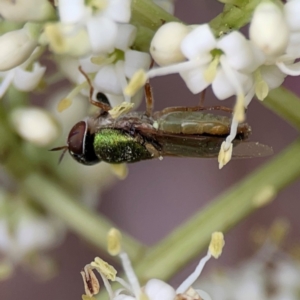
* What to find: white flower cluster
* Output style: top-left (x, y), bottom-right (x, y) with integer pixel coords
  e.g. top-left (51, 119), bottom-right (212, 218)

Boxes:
top-left (45, 0), bottom-right (151, 106)
top-left (0, 0), bottom-right (152, 145)
top-left (0, 189), bottom-right (65, 278)
top-left (126, 0), bottom-right (300, 168)
top-left (81, 229), bottom-right (225, 300)
top-left (198, 243), bottom-right (300, 300)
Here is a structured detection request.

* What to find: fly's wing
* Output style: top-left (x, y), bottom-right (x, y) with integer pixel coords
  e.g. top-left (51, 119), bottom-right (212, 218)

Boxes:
top-left (152, 133), bottom-right (273, 159)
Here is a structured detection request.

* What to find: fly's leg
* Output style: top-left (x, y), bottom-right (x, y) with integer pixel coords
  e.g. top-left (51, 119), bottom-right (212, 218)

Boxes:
top-left (199, 89), bottom-right (206, 107)
top-left (144, 82), bottom-right (154, 117)
top-left (154, 105), bottom-right (233, 118)
top-left (78, 66), bottom-right (111, 112)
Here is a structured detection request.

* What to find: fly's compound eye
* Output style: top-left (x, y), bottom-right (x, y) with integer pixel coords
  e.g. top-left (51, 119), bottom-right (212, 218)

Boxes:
top-left (67, 121), bottom-right (100, 165)
top-left (96, 92), bottom-right (111, 107)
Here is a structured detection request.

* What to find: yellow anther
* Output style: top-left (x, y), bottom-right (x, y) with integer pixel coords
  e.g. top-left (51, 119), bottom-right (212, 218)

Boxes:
top-left (218, 141), bottom-right (233, 169)
top-left (255, 70), bottom-right (269, 101)
top-left (124, 69), bottom-right (148, 97)
top-left (209, 232), bottom-right (225, 259)
top-left (110, 163), bottom-right (128, 180)
top-left (80, 265), bottom-right (100, 297)
top-left (109, 102), bottom-right (134, 119)
top-left (107, 228), bottom-right (122, 256)
top-left (204, 55), bottom-right (220, 83)
top-left (57, 98), bottom-right (72, 112)
top-left (91, 257), bottom-right (117, 281)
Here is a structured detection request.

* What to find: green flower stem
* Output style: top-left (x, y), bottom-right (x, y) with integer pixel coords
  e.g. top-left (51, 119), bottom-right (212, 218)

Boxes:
top-left (133, 140), bottom-right (300, 282)
top-left (22, 173), bottom-right (145, 259)
top-left (209, 0), bottom-right (261, 36)
top-left (131, 0), bottom-right (179, 31)
top-left (264, 87), bottom-right (300, 131)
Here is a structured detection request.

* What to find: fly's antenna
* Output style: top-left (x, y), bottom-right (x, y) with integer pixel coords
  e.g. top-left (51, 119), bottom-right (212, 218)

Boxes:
top-left (78, 66), bottom-right (111, 112)
top-left (50, 146), bottom-right (68, 164)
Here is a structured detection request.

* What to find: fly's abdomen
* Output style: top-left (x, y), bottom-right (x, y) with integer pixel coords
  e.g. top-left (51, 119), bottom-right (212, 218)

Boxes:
top-left (157, 112), bottom-right (232, 135)
top-left (93, 129), bottom-right (153, 163)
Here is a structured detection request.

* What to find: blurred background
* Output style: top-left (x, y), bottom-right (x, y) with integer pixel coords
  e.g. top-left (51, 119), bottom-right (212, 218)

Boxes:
top-left (1, 1), bottom-right (300, 299)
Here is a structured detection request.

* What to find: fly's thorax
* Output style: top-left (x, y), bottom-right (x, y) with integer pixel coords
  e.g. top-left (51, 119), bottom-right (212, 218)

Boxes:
top-left (93, 128), bottom-right (155, 163)
top-left (157, 111), bottom-right (251, 137)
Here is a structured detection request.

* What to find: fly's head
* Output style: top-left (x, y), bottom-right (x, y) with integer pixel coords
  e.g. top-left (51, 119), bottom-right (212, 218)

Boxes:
top-left (51, 120), bottom-right (100, 165)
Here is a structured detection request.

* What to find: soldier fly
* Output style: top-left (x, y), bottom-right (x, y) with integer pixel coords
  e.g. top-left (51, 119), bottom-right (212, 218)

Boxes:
top-left (51, 67), bottom-right (273, 165)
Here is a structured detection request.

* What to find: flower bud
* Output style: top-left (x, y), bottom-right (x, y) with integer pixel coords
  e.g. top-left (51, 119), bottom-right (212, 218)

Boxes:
top-left (10, 107), bottom-right (59, 147)
top-left (249, 2), bottom-right (289, 56)
top-left (0, 0), bottom-right (55, 22)
top-left (0, 27), bottom-right (37, 71)
top-left (150, 22), bottom-right (191, 66)
top-left (144, 279), bottom-right (176, 300)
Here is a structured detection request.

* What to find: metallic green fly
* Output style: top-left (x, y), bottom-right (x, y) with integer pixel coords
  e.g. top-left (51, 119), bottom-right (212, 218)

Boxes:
top-left (51, 67), bottom-right (273, 165)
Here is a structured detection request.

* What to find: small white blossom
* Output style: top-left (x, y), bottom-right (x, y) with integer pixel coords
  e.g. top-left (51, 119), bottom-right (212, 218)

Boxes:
top-left (198, 246), bottom-right (300, 300)
top-left (93, 50), bottom-right (151, 102)
top-left (0, 25), bottom-right (38, 71)
top-left (0, 197), bottom-right (65, 263)
top-left (0, 61), bottom-right (46, 98)
top-left (45, 0), bottom-right (132, 57)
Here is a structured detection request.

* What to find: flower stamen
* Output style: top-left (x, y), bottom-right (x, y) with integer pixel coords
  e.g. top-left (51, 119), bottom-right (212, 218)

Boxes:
top-left (204, 54), bottom-right (220, 83)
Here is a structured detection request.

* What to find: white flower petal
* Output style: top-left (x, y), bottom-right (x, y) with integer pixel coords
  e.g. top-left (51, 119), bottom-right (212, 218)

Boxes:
top-left (94, 65), bottom-right (122, 94)
top-left (13, 63), bottom-right (46, 92)
top-left (124, 50), bottom-right (151, 78)
top-left (218, 32), bottom-right (260, 72)
top-left (260, 65), bottom-right (286, 89)
top-left (58, 0), bottom-right (87, 23)
top-left (286, 32), bottom-right (300, 56)
top-left (86, 17), bottom-right (118, 54)
top-left (181, 24), bottom-right (217, 60)
top-left (104, 0), bottom-right (131, 23)
top-left (79, 56), bottom-right (102, 73)
top-left (115, 60), bottom-right (130, 102)
top-left (284, 0), bottom-right (300, 31)
top-left (180, 66), bottom-right (210, 94)
top-left (148, 59), bottom-right (204, 79)
top-left (144, 279), bottom-right (176, 300)
top-left (115, 24), bottom-right (137, 51)
top-left (212, 68), bottom-right (252, 100)
top-left (105, 93), bottom-right (125, 107)
top-left (276, 60), bottom-right (300, 75)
